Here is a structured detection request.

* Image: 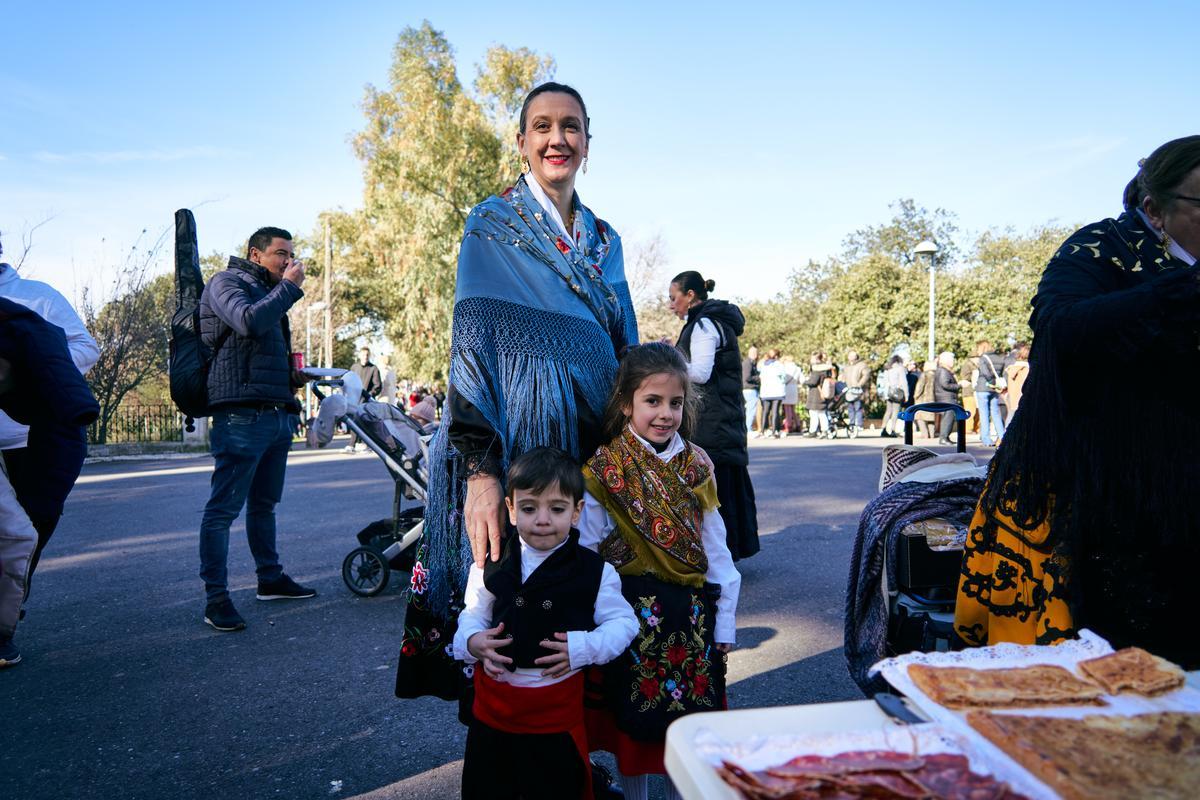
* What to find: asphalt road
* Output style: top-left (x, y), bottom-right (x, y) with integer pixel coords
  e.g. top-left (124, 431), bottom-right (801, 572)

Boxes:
top-left (1, 431), bottom-right (989, 800)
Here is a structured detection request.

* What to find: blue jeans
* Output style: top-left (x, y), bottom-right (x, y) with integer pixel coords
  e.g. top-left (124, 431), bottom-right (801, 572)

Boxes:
top-left (975, 391), bottom-right (1006, 446)
top-left (742, 389), bottom-right (759, 432)
top-left (199, 408), bottom-right (292, 602)
top-left (847, 399), bottom-right (864, 428)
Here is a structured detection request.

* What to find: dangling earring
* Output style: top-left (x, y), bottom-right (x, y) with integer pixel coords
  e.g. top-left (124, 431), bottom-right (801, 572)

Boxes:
top-left (582, 156), bottom-right (588, 175)
top-left (521, 156), bottom-right (529, 174)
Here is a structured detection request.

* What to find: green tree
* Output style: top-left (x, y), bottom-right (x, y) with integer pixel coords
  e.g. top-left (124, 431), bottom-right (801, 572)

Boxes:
top-left (744, 202), bottom-right (1072, 371)
top-left (330, 23), bottom-right (553, 381)
top-left (959, 223), bottom-right (1072, 348)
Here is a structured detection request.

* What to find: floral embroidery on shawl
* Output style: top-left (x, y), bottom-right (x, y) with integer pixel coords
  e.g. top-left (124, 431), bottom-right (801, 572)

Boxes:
top-left (586, 427), bottom-right (711, 573)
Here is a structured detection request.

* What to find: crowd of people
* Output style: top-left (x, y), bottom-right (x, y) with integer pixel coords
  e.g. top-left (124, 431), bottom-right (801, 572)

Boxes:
top-left (3, 76), bottom-right (1199, 799)
top-left (738, 341), bottom-right (1032, 445)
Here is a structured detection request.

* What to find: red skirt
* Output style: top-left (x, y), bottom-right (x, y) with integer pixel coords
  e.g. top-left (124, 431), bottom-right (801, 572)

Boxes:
top-left (473, 670), bottom-right (593, 799)
top-left (584, 672), bottom-right (730, 776)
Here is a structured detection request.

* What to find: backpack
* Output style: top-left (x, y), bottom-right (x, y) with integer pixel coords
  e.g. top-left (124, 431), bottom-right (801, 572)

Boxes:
top-left (820, 376), bottom-right (836, 401)
top-left (168, 209), bottom-right (230, 427)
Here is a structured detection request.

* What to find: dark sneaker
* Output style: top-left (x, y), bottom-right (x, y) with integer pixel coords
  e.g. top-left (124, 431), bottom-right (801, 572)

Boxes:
top-left (204, 599), bottom-right (246, 632)
top-left (256, 574), bottom-right (317, 601)
top-left (0, 636), bottom-right (21, 668)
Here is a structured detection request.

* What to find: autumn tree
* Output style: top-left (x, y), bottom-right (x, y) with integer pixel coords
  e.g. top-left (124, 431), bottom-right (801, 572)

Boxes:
top-left (329, 23), bottom-right (554, 381)
top-left (82, 230), bottom-right (174, 443)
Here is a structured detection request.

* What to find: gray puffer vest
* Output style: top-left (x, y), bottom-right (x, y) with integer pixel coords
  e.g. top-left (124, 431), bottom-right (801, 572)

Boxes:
top-left (199, 257), bottom-right (303, 410)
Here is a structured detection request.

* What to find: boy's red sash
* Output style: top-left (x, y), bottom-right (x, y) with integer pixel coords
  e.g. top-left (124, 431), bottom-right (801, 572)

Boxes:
top-left (473, 670), bottom-right (593, 800)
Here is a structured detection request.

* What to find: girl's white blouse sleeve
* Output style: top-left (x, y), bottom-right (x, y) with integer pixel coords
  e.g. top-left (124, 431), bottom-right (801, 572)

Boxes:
top-left (702, 508), bottom-right (740, 644)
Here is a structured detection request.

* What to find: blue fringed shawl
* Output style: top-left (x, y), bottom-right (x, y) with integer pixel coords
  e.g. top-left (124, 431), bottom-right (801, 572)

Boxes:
top-left (422, 176), bottom-right (638, 608)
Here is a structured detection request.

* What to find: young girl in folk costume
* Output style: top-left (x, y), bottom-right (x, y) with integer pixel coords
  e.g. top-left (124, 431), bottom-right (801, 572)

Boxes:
top-left (578, 342), bottom-right (741, 800)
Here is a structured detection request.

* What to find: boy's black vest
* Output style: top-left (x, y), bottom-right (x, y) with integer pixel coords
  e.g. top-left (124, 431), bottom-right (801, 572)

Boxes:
top-left (483, 530), bottom-right (604, 670)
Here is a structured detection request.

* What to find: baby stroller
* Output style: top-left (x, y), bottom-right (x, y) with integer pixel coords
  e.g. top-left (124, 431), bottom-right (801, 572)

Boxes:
top-left (844, 402), bottom-right (984, 693)
top-left (825, 389), bottom-right (851, 439)
top-left (307, 372), bottom-right (433, 596)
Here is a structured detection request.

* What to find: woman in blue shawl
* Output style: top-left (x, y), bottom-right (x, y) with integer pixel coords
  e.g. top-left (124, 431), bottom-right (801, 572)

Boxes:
top-left (396, 83), bottom-right (639, 700)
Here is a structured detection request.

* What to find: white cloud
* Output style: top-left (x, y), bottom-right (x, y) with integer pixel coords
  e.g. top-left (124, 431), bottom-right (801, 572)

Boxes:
top-left (31, 146), bottom-right (241, 165)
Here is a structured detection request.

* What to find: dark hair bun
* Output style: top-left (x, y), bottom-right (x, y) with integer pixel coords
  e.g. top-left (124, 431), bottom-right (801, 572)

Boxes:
top-left (704, 279), bottom-right (716, 292)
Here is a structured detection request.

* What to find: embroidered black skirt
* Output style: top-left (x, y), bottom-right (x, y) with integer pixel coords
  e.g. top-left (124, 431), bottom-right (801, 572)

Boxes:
top-left (588, 574), bottom-right (727, 749)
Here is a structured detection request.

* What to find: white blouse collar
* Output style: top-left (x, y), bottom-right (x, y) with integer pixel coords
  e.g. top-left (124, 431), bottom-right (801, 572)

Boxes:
top-left (630, 428), bottom-right (686, 461)
top-left (1136, 208), bottom-right (1197, 265)
top-left (524, 173), bottom-right (574, 242)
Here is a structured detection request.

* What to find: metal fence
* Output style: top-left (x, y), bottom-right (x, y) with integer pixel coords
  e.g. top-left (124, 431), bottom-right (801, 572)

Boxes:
top-left (89, 404), bottom-right (186, 445)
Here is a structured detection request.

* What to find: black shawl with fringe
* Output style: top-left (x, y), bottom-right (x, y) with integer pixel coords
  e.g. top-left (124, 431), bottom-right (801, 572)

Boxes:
top-left (982, 211), bottom-right (1200, 667)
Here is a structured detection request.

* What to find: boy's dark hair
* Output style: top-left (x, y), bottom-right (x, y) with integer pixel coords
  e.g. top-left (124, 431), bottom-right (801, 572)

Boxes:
top-left (246, 226), bottom-right (292, 257)
top-left (506, 446), bottom-right (584, 502)
top-left (601, 342), bottom-right (695, 440)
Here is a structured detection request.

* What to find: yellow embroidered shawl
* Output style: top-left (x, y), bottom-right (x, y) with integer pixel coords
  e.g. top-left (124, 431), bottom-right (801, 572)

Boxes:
top-left (583, 428), bottom-right (719, 588)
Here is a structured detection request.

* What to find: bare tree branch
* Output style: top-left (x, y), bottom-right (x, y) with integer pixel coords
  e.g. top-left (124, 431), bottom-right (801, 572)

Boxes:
top-left (5, 215), bottom-right (58, 271)
top-left (81, 228), bottom-right (173, 443)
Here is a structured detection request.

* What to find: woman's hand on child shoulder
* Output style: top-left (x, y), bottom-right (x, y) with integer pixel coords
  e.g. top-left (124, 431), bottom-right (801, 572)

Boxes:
top-left (690, 443), bottom-right (715, 472)
top-left (715, 643), bottom-right (734, 654)
top-left (465, 474), bottom-right (505, 566)
top-left (534, 631), bottom-right (572, 678)
top-left (467, 622), bottom-right (514, 678)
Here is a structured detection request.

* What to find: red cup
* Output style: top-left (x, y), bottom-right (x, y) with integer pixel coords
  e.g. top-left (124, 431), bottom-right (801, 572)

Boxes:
top-left (290, 352), bottom-right (305, 371)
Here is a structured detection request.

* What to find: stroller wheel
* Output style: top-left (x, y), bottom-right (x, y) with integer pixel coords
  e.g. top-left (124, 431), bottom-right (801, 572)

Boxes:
top-left (342, 546), bottom-right (391, 597)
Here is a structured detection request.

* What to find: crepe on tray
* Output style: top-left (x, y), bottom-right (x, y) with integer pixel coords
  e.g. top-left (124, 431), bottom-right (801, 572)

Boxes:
top-left (1077, 647), bottom-right (1186, 697)
top-left (906, 663), bottom-right (1106, 709)
top-left (966, 710), bottom-right (1200, 800)
top-left (717, 749), bottom-right (1027, 799)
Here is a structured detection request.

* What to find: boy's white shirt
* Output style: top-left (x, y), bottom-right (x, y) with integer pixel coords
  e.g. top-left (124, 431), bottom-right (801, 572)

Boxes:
top-left (452, 535), bottom-right (637, 687)
top-left (576, 430), bottom-right (741, 645)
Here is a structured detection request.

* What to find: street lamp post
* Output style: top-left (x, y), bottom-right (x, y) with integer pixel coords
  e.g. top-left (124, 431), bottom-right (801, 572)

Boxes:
top-left (914, 240), bottom-right (939, 364)
top-left (304, 301), bottom-right (327, 419)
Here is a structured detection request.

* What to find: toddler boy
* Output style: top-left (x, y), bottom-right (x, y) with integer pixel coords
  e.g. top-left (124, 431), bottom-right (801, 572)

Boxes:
top-left (454, 446), bottom-right (637, 800)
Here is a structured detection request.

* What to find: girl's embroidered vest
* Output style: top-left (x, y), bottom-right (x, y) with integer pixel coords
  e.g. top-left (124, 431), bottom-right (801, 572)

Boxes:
top-left (483, 530), bottom-right (604, 669)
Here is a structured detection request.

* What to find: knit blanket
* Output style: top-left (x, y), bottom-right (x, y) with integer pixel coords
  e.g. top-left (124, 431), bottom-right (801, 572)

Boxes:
top-left (843, 477), bottom-right (983, 694)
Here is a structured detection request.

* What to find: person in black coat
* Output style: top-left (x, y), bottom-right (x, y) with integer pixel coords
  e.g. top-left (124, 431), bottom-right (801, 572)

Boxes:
top-left (933, 351), bottom-right (962, 444)
top-left (0, 297), bottom-right (100, 667)
top-left (196, 227), bottom-right (316, 633)
top-left (962, 136), bottom-right (1200, 668)
top-left (347, 346), bottom-right (384, 450)
top-left (670, 271), bottom-right (760, 560)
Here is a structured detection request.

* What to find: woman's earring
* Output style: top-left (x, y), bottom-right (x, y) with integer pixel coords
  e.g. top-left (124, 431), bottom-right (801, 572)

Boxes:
top-left (521, 156), bottom-right (529, 174)
top-left (582, 156), bottom-right (588, 175)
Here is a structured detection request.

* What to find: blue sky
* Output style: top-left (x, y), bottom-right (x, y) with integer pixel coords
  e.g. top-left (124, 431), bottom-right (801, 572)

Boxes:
top-left (1, 1), bottom-right (1193, 304)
